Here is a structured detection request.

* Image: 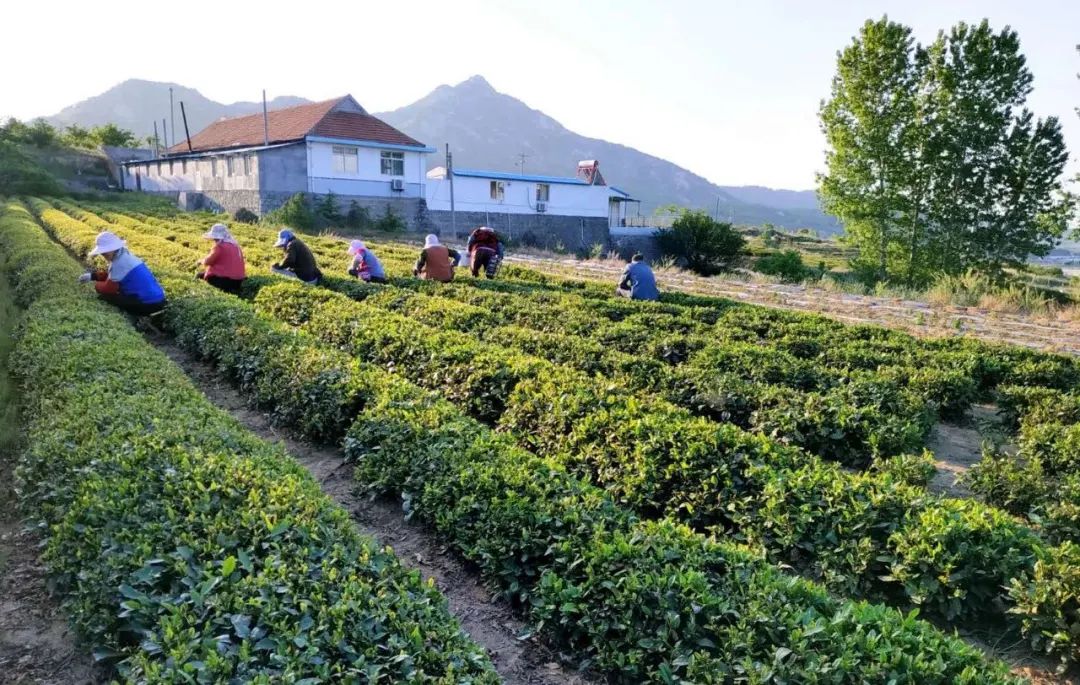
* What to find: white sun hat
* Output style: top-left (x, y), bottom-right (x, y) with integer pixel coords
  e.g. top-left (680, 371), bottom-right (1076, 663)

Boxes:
top-left (203, 223), bottom-right (230, 240)
top-left (347, 239), bottom-right (366, 256)
top-left (88, 231), bottom-right (126, 256)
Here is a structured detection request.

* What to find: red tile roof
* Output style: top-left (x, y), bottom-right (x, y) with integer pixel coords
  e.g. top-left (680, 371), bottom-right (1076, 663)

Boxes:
top-left (167, 96), bottom-right (424, 154)
top-left (310, 111), bottom-right (423, 148)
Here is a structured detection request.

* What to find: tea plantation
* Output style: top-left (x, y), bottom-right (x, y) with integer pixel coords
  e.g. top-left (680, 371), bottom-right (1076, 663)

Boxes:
top-left (3, 195), bottom-right (1078, 682)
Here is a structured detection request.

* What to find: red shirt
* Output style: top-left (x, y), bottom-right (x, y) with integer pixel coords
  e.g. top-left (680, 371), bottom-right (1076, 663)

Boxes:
top-left (203, 241), bottom-right (246, 280)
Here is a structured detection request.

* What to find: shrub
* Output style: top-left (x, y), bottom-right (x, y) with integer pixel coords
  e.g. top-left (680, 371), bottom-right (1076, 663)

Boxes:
top-left (754, 249), bottom-right (808, 282)
top-left (263, 193), bottom-right (315, 230)
top-left (345, 200), bottom-right (371, 230)
top-left (315, 191), bottom-right (342, 225)
top-left (232, 207), bottom-right (258, 224)
top-left (374, 205), bottom-right (405, 233)
top-left (655, 210), bottom-right (745, 275)
top-left (888, 499), bottom-right (1041, 621)
top-left (1009, 542), bottom-right (1080, 665)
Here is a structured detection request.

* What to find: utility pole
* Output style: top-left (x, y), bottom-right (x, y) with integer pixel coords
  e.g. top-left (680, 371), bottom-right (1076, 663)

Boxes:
top-left (447, 143), bottom-right (456, 239)
top-left (169, 87), bottom-right (175, 149)
top-left (162, 118), bottom-right (167, 153)
top-left (516, 152), bottom-right (529, 175)
top-left (152, 121), bottom-right (160, 157)
top-left (714, 197), bottom-right (720, 220)
top-left (262, 89), bottom-right (270, 147)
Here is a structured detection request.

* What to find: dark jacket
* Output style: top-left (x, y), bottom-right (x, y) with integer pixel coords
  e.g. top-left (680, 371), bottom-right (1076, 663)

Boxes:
top-left (276, 239), bottom-right (322, 283)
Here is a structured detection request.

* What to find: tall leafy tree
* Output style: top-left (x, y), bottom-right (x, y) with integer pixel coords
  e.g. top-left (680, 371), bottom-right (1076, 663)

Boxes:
top-left (820, 18), bottom-right (1071, 283)
top-left (818, 18), bottom-right (921, 280)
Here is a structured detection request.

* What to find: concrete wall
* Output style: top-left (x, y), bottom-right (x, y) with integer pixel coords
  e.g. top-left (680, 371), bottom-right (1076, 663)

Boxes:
top-left (609, 227), bottom-right (664, 261)
top-left (123, 151), bottom-right (261, 193)
top-left (257, 144), bottom-right (307, 194)
top-left (426, 176), bottom-right (613, 217)
top-left (427, 210), bottom-right (609, 252)
top-left (307, 141), bottom-right (426, 198)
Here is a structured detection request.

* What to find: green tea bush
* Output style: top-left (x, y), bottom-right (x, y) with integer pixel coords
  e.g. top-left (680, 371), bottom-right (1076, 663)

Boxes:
top-left (0, 201), bottom-right (497, 682)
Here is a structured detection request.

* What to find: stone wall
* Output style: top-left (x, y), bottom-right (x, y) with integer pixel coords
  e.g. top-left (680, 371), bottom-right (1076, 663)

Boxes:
top-left (609, 227), bottom-right (664, 261)
top-left (426, 210), bottom-right (610, 252)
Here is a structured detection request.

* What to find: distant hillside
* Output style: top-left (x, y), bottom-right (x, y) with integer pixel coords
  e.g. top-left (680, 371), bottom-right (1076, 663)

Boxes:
top-left (378, 76), bottom-right (839, 234)
top-left (47, 80), bottom-right (311, 145)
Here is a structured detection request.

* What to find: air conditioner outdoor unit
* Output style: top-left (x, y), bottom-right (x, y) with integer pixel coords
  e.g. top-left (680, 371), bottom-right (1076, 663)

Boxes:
top-left (536, 201), bottom-right (547, 213)
top-left (390, 179), bottom-right (405, 191)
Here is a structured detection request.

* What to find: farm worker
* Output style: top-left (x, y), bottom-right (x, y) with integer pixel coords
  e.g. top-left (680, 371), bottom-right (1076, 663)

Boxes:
top-left (615, 253), bottom-right (659, 301)
top-left (77, 231), bottom-right (167, 315)
top-left (271, 228), bottom-right (322, 285)
top-left (413, 234), bottom-right (460, 282)
top-left (346, 240), bottom-right (387, 284)
top-left (196, 223), bottom-right (246, 294)
top-left (466, 226), bottom-right (504, 279)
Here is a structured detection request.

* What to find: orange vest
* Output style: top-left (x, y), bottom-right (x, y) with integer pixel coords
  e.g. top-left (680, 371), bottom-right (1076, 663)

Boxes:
top-left (421, 245), bottom-right (454, 282)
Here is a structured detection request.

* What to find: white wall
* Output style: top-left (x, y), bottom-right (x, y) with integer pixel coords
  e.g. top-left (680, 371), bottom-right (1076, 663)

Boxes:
top-left (425, 176), bottom-right (613, 217)
top-left (307, 141), bottom-right (426, 198)
top-left (124, 153), bottom-right (259, 192)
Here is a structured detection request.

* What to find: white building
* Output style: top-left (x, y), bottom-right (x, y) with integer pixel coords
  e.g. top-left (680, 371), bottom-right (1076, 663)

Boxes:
top-left (423, 161), bottom-right (637, 249)
top-left (121, 95), bottom-right (434, 224)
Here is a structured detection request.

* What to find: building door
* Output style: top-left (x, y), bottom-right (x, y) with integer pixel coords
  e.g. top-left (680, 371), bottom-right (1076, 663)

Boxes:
top-left (609, 199), bottom-right (620, 228)
top-left (135, 172), bottom-right (142, 191)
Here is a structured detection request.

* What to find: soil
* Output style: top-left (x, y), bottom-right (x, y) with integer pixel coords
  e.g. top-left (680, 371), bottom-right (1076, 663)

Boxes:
top-left (0, 450), bottom-right (98, 685)
top-left (147, 333), bottom-right (587, 685)
top-left (926, 405), bottom-right (1003, 497)
top-left (497, 254), bottom-right (1080, 357)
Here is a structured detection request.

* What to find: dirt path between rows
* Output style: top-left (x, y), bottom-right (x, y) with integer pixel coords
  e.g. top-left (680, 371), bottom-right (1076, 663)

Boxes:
top-left (0, 449), bottom-right (98, 685)
top-left (500, 254), bottom-right (1080, 357)
top-left (146, 333), bottom-right (586, 685)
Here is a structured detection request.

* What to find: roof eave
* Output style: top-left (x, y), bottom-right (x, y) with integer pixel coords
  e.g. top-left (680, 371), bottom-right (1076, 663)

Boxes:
top-left (305, 135), bottom-right (434, 152)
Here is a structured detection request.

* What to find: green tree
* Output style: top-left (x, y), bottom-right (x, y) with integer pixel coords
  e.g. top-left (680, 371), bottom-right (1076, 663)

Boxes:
top-left (0, 118), bottom-right (30, 143)
top-left (818, 17), bottom-right (921, 281)
top-left (91, 123), bottom-right (138, 147)
top-left (655, 209), bottom-right (745, 274)
top-left (62, 124), bottom-right (96, 148)
top-left (820, 17), bottom-right (1071, 284)
top-left (25, 119), bottom-right (58, 147)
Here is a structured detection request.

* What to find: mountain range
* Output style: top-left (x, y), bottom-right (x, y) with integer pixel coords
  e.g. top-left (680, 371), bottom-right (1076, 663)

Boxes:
top-left (45, 77), bottom-right (839, 233)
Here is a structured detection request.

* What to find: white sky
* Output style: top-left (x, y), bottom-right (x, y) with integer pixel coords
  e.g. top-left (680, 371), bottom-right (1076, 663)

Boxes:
top-left (1, 0), bottom-right (1077, 190)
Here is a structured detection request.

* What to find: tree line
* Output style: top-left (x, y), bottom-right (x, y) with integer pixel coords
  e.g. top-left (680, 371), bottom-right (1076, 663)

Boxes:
top-left (0, 117), bottom-right (141, 150)
top-left (818, 18), bottom-right (1074, 286)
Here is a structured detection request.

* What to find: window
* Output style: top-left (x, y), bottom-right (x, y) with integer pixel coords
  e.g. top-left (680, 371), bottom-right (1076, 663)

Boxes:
top-left (211, 158), bottom-right (218, 177)
top-left (156, 161), bottom-right (162, 175)
top-left (243, 154), bottom-right (252, 176)
top-left (181, 159), bottom-right (187, 174)
top-left (536, 183), bottom-right (550, 202)
top-left (168, 160), bottom-right (174, 175)
top-left (489, 180), bottom-right (505, 201)
top-left (227, 156), bottom-right (236, 176)
top-left (380, 150), bottom-right (404, 176)
top-left (333, 145), bottom-right (359, 174)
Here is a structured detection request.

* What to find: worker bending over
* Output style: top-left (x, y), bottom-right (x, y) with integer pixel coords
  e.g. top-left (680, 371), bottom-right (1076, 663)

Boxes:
top-left (346, 240), bottom-right (387, 283)
top-left (197, 223), bottom-right (246, 294)
top-left (413, 234), bottom-right (460, 282)
top-left (466, 226), bottom-right (504, 279)
top-left (616, 253), bottom-right (659, 301)
top-left (271, 229), bottom-right (322, 285)
top-left (78, 231), bottom-right (167, 315)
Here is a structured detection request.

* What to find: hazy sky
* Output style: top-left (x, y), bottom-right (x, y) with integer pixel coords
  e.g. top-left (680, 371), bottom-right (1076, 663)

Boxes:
top-left (1, 0), bottom-right (1077, 190)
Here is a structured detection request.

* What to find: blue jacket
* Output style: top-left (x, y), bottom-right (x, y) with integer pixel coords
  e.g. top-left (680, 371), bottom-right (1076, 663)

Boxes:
top-left (619, 261), bottom-right (659, 301)
top-left (110, 250), bottom-right (166, 304)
